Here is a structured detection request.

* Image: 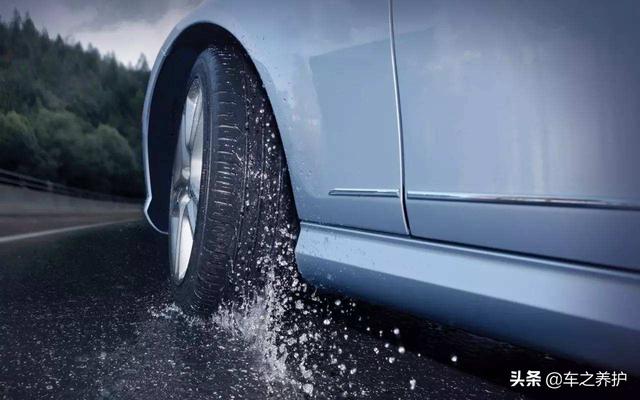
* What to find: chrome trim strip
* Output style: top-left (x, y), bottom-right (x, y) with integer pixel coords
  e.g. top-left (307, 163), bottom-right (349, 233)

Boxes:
top-left (406, 191), bottom-right (640, 211)
top-left (329, 188), bottom-right (400, 198)
top-left (388, 0), bottom-right (410, 234)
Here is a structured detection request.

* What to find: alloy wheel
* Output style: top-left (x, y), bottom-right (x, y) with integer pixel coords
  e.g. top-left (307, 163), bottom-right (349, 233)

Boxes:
top-left (169, 79), bottom-right (204, 284)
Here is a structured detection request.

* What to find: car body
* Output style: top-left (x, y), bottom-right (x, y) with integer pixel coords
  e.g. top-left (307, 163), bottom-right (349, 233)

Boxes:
top-left (143, 0), bottom-right (640, 371)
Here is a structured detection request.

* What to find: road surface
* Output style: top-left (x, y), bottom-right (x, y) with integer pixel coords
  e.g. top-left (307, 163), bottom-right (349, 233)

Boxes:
top-left (0, 183), bottom-right (141, 237)
top-left (0, 220), bottom-right (636, 399)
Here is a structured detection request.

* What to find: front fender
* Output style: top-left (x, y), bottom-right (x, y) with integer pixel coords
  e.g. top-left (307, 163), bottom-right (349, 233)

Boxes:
top-left (143, 0), bottom-right (407, 235)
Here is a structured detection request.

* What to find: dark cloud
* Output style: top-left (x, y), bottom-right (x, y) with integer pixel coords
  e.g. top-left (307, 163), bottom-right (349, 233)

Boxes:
top-left (62, 0), bottom-right (203, 30)
top-left (0, 0), bottom-right (202, 65)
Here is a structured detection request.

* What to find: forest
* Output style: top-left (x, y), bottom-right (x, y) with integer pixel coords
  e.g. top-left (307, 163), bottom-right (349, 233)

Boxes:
top-left (0, 11), bottom-right (149, 198)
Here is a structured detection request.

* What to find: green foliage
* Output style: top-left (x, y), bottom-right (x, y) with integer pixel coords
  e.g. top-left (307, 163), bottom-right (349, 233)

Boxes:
top-left (0, 11), bottom-right (149, 197)
top-left (0, 111), bottom-right (45, 174)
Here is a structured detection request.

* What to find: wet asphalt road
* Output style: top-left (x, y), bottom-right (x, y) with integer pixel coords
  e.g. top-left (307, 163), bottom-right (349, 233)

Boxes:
top-left (0, 220), bottom-right (637, 399)
top-left (0, 213), bottom-right (140, 237)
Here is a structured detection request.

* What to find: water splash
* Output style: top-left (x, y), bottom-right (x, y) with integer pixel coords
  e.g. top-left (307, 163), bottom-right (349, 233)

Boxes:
top-left (211, 272), bottom-right (290, 383)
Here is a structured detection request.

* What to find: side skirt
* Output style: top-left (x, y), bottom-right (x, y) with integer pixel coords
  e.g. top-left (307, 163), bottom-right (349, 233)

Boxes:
top-left (295, 222), bottom-right (640, 372)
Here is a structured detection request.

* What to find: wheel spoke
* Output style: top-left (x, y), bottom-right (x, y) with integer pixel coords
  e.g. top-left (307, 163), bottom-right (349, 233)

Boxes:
top-left (184, 92), bottom-right (198, 150)
top-left (185, 83), bottom-right (201, 153)
top-left (189, 100), bottom-right (203, 204)
top-left (173, 114), bottom-right (187, 184)
top-left (185, 196), bottom-right (197, 236)
top-left (180, 110), bottom-right (191, 175)
top-left (169, 199), bottom-right (181, 278)
top-left (172, 193), bottom-right (193, 281)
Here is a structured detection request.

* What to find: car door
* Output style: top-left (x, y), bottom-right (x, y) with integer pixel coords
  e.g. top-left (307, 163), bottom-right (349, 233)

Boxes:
top-left (303, 0), bottom-right (408, 235)
top-left (392, 0), bottom-right (640, 269)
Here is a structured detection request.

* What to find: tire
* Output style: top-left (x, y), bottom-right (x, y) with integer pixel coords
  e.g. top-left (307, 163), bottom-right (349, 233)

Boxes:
top-left (168, 45), bottom-right (299, 314)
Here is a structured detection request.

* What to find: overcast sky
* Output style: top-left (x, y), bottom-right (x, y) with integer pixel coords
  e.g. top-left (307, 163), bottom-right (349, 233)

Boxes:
top-left (0, 0), bottom-right (203, 67)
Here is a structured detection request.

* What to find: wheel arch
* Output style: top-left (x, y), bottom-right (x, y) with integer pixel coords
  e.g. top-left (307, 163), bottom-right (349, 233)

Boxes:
top-left (143, 22), bottom-right (285, 233)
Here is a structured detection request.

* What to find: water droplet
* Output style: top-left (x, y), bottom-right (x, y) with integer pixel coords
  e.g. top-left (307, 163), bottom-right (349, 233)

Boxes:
top-left (302, 383), bottom-right (314, 395)
top-left (393, 328), bottom-right (400, 336)
top-left (398, 346), bottom-right (405, 354)
top-left (451, 354), bottom-right (458, 363)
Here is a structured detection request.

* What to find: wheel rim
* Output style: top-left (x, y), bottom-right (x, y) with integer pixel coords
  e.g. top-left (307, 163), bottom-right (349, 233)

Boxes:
top-left (169, 79), bottom-right (204, 284)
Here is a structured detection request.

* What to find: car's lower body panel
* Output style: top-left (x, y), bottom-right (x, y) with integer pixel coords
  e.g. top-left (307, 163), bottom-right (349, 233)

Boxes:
top-left (405, 197), bottom-right (640, 271)
top-left (295, 222), bottom-right (640, 372)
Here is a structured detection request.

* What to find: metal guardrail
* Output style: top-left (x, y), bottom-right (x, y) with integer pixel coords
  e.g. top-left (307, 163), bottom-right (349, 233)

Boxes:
top-left (0, 168), bottom-right (140, 203)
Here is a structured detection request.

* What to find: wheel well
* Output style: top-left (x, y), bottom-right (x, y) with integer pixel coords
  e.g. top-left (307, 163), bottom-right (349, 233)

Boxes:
top-left (145, 23), bottom-right (248, 232)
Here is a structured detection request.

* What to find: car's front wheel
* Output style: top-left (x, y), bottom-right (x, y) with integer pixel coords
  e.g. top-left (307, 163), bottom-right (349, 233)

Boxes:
top-left (168, 45), bottom-right (298, 314)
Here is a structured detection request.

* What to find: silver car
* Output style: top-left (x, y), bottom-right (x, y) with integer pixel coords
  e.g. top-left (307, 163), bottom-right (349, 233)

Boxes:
top-left (142, 0), bottom-right (640, 372)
